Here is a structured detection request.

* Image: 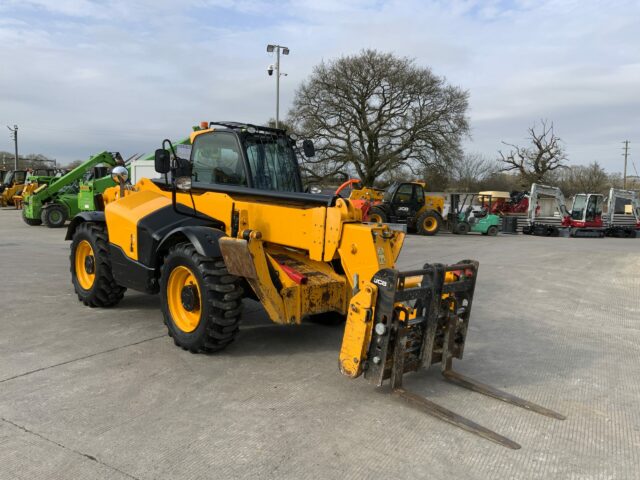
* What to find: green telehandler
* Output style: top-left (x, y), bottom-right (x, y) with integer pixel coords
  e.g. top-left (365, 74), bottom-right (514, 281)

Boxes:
top-left (22, 152), bottom-right (122, 227)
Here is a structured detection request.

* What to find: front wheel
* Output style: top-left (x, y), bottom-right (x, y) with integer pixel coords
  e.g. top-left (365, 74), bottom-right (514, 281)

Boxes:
top-left (70, 222), bottom-right (126, 307)
top-left (456, 222), bottom-right (470, 235)
top-left (42, 204), bottom-right (68, 228)
top-left (486, 225), bottom-right (499, 236)
top-left (367, 206), bottom-right (387, 223)
top-left (417, 210), bottom-right (441, 236)
top-left (160, 243), bottom-right (243, 353)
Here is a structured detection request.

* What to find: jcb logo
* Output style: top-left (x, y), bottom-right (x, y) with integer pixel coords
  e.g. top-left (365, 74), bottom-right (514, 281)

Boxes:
top-left (373, 278), bottom-right (388, 288)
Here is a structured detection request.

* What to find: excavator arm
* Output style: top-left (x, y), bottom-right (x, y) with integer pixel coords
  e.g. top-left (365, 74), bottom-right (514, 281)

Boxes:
top-left (528, 183), bottom-right (570, 223)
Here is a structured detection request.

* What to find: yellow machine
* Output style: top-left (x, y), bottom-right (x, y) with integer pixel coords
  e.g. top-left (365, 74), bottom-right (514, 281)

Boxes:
top-left (0, 170), bottom-right (28, 206)
top-left (66, 122), bottom-right (563, 448)
top-left (363, 182), bottom-right (445, 235)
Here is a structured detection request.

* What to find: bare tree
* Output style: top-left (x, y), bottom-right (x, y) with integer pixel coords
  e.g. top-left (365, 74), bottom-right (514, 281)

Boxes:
top-left (289, 49), bottom-right (470, 186)
top-left (555, 162), bottom-right (609, 196)
top-left (451, 153), bottom-right (497, 191)
top-left (498, 120), bottom-right (568, 185)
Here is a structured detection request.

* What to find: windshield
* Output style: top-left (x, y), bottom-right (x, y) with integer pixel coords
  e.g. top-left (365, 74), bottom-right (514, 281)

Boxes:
top-left (244, 135), bottom-right (301, 192)
top-left (2, 170), bottom-right (13, 186)
top-left (2, 170), bottom-right (25, 185)
top-left (571, 195), bottom-right (587, 220)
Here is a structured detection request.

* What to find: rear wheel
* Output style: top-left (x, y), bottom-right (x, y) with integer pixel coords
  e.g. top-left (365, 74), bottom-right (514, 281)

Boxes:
top-left (160, 243), bottom-right (243, 353)
top-left (486, 225), bottom-right (499, 236)
top-left (368, 206), bottom-right (387, 223)
top-left (70, 222), bottom-right (126, 307)
top-left (22, 208), bottom-right (42, 226)
top-left (42, 204), bottom-right (67, 228)
top-left (416, 210), bottom-right (441, 236)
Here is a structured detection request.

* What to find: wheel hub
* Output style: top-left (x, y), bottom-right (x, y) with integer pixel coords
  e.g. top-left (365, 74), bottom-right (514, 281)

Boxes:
top-left (180, 285), bottom-right (200, 312)
top-left (84, 255), bottom-right (95, 274)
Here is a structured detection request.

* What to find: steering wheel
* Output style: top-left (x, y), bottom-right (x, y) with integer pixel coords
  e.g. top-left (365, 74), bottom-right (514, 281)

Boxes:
top-left (335, 178), bottom-right (363, 197)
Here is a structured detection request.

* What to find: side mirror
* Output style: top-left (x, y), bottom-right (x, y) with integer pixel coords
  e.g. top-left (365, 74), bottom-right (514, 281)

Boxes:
top-left (111, 165), bottom-right (129, 184)
top-left (302, 139), bottom-right (315, 158)
top-left (154, 149), bottom-right (171, 174)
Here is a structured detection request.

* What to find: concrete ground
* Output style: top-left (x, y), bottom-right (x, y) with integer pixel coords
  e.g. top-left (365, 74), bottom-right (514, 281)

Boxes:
top-left (0, 207), bottom-right (639, 480)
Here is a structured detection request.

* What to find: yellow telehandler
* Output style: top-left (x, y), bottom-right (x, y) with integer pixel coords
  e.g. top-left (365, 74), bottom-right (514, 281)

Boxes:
top-left (66, 122), bottom-right (563, 449)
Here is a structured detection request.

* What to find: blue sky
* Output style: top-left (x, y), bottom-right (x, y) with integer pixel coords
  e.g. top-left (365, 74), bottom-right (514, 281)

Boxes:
top-left (0, 0), bottom-right (639, 174)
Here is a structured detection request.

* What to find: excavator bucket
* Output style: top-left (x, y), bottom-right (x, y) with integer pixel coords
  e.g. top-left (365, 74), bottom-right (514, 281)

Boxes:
top-left (365, 260), bottom-right (565, 449)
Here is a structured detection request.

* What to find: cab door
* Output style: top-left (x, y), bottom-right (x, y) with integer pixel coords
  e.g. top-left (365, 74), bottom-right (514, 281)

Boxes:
top-left (584, 194), bottom-right (603, 226)
top-left (391, 183), bottom-right (421, 222)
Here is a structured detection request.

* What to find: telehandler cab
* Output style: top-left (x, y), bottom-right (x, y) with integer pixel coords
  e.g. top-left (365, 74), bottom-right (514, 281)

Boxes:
top-left (66, 122), bottom-right (564, 449)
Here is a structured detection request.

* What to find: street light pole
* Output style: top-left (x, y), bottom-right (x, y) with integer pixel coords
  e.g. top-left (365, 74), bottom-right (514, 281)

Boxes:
top-left (276, 47), bottom-right (280, 129)
top-left (7, 124), bottom-right (18, 170)
top-left (266, 44), bottom-right (290, 129)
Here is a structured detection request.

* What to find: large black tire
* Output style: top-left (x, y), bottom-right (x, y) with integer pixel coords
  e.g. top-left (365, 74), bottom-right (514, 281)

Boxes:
top-left (42, 204), bottom-right (68, 228)
top-left (486, 225), bottom-right (499, 236)
top-left (70, 222), bottom-right (126, 307)
top-left (367, 206), bottom-right (388, 224)
top-left (22, 208), bottom-right (42, 226)
top-left (455, 222), bottom-right (470, 235)
top-left (160, 243), bottom-right (243, 353)
top-left (416, 210), bottom-right (441, 236)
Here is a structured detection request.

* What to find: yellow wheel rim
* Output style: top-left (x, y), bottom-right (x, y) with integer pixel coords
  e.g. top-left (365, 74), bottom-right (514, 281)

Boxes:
top-left (369, 213), bottom-right (383, 223)
top-left (423, 217), bottom-right (437, 232)
top-left (167, 265), bottom-right (202, 333)
top-left (75, 240), bottom-right (96, 290)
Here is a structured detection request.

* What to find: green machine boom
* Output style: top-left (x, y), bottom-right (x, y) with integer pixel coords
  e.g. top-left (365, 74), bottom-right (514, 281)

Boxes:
top-left (22, 152), bottom-right (120, 228)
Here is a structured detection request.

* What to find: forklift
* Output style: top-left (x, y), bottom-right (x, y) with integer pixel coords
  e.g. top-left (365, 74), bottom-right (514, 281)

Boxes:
top-left (446, 193), bottom-right (501, 235)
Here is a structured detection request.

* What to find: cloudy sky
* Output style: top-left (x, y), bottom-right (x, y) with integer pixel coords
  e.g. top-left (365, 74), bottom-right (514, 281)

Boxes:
top-left (0, 0), bottom-right (638, 173)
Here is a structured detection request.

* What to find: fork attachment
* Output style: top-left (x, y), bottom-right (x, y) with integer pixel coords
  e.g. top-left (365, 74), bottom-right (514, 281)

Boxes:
top-left (364, 260), bottom-right (565, 449)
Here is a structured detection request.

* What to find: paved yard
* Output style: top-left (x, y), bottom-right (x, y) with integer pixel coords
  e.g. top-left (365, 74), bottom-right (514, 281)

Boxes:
top-left (0, 207), bottom-right (639, 479)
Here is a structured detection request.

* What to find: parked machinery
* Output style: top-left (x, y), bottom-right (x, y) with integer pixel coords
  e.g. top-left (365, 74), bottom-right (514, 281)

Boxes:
top-left (365, 182), bottom-right (445, 235)
top-left (0, 168), bottom-right (58, 207)
top-left (523, 183), bottom-right (605, 237)
top-left (22, 152), bottom-right (121, 227)
top-left (334, 178), bottom-right (384, 220)
top-left (480, 190), bottom-right (529, 215)
top-left (446, 193), bottom-right (501, 235)
top-left (65, 121), bottom-right (564, 449)
top-left (604, 188), bottom-right (640, 237)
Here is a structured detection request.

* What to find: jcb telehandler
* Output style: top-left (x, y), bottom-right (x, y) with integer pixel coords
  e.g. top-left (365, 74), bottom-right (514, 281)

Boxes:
top-left (66, 122), bottom-right (563, 449)
top-left (365, 182), bottom-right (445, 235)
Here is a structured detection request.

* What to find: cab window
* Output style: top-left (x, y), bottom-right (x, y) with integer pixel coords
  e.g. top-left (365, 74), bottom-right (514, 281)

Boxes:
top-left (14, 171), bottom-right (26, 184)
top-left (191, 132), bottom-right (247, 186)
top-left (393, 183), bottom-right (414, 203)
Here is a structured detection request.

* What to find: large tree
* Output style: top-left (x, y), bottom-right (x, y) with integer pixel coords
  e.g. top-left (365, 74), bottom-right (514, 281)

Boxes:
top-left (289, 49), bottom-right (469, 186)
top-left (498, 120), bottom-right (568, 185)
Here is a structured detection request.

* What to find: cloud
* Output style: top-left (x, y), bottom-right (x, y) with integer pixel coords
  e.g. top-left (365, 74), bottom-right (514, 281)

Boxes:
top-left (0, 0), bottom-right (638, 173)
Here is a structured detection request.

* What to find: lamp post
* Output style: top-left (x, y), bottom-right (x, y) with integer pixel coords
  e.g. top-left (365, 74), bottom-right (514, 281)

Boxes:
top-left (266, 44), bottom-right (289, 129)
top-left (7, 124), bottom-right (18, 170)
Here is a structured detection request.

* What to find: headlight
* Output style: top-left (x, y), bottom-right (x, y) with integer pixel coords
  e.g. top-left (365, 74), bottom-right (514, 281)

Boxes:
top-left (176, 176), bottom-right (192, 191)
